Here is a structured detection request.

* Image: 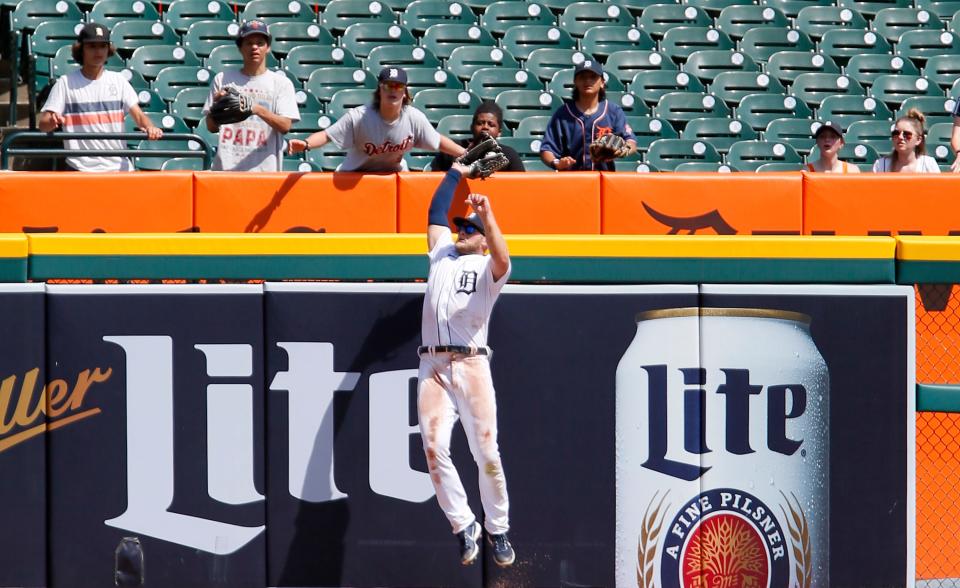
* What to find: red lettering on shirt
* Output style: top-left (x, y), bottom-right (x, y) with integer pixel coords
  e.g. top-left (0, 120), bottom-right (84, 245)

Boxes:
top-left (363, 135), bottom-right (414, 156)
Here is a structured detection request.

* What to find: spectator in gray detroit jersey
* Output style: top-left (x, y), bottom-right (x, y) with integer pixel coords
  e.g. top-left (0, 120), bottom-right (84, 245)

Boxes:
top-left (288, 67), bottom-right (466, 171)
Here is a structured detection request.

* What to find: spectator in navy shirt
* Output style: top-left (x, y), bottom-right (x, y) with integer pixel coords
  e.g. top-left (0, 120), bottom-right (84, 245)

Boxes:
top-left (539, 60), bottom-right (637, 171)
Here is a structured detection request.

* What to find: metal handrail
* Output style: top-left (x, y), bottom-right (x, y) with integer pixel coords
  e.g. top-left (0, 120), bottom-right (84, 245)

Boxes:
top-left (0, 131), bottom-right (214, 170)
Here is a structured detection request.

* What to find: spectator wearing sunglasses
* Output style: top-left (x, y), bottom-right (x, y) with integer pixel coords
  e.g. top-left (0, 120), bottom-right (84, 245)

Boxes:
top-left (288, 67), bottom-right (465, 171)
top-left (873, 108), bottom-right (940, 173)
top-left (806, 121), bottom-right (860, 173)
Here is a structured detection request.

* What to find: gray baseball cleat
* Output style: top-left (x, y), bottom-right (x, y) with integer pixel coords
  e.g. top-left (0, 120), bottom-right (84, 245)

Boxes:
top-left (457, 522), bottom-right (481, 565)
top-left (487, 533), bottom-right (516, 567)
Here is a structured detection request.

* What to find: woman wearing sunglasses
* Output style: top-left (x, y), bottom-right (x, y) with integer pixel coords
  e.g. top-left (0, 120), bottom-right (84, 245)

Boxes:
top-left (872, 108), bottom-right (940, 173)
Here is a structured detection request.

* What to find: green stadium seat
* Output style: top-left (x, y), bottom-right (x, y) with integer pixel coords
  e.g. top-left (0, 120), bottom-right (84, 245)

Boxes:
top-left (515, 114), bottom-right (550, 137)
top-left (790, 72), bottom-right (865, 108)
top-left (404, 148), bottom-right (437, 171)
top-left (404, 67), bottom-right (461, 93)
top-left (637, 4), bottom-right (711, 39)
top-left (401, 0), bottom-right (476, 36)
top-left (89, 0), bottom-right (159, 27)
top-left (110, 20), bottom-right (179, 56)
top-left (581, 26), bottom-right (654, 60)
top-left (844, 119), bottom-right (896, 153)
top-left (547, 69), bottom-right (625, 95)
top-left (304, 66), bottom-right (376, 102)
top-left (206, 43), bottom-right (280, 71)
top-left (412, 88), bottom-right (482, 123)
top-left (726, 140), bottom-right (802, 171)
top-left (794, 6), bottom-right (868, 40)
top-left (525, 48), bottom-right (593, 83)
top-left (837, 0), bottom-right (911, 18)
top-left (681, 117), bottom-right (757, 154)
top-left (479, 1), bottom-right (555, 38)
top-left (521, 158), bottom-right (555, 171)
top-left (660, 27), bottom-right (734, 63)
top-left (421, 23), bottom-right (496, 60)
top-left (467, 67), bottom-right (540, 101)
top-left (763, 117), bottom-right (819, 155)
top-left (365, 45), bottom-right (441, 71)
top-left (869, 74), bottom-right (941, 110)
top-left (645, 138), bottom-right (721, 170)
top-left (456, 0), bottom-right (510, 11)
top-left (607, 90), bottom-right (649, 116)
top-left (306, 143), bottom-right (349, 170)
top-left (128, 45), bottom-right (202, 80)
top-left (896, 96), bottom-right (956, 126)
top-left (807, 142), bottom-right (879, 171)
top-left (170, 86), bottom-right (210, 123)
top-left (124, 112), bottom-right (190, 148)
top-left (736, 93), bottom-right (812, 131)
top-left (241, 0), bottom-right (316, 23)
top-left (501, 25), bottom-right (575, 60)
top-left (340, 23), bottom-right (415, 59)
top-left (437, 114), bottom-right (476, 140)
top-left (536, 0), bottom-right (587, 14)
top-left (558, 1), bottom-right (634, 38)
top-left (709, 71), bottom-right (784, 106)
top-left (496, 136), bottom-right (543, 159)
top-left (135, 139), bottom-right (206, 171)
top-left (896, 31), bottom-right (960, 66)
top-left (755, 162), bottom-right (804, 171)
top-left (685, 0), bottom-right (753, 16)
top-left (152, 65), bottom-right (213, 102)
top-left (445, 46), bottom-right (519, 81)
top-left (817, 95), bottom-right (894, 131)
top-left (162, 157), bottom-right (206, 171)
top-left (607, 0), bottom-right (665, 18)
top-left (916, 0), bottom-right (960, 20)
top-left (846, 54), bottom-right (920, 88)
top-left (191, 123), bottom-right (219, 152)
top-left (926, 121), bottom-right (954, 169)
top-left (674, 161), bottom-right (735, 171)
top-left (281, 158), bottom-right (322, 172)
top-left (873, 8), bottom-right (944, 44)
top-left (164, 0), bottom-right (234, 35)
top-left (760, 0), bottom-right (826, 19)
top-left (739, 28), bottom-right (814, 63)
top-left (765, 51), bottom-right (840, 85)
top-left (654, 91), bottom-right (731, 128)
top-left (320, 0), bottom-right (395, 35)
top-left (495, 89), bottom-right (562, 126)
top-left (49, 43), bottom-right (124, 83)
top-left (11, 0), bottom-right (82, 35)
top-left (183, 20), bottom-right (240, 58)
top-left (326, 87), bottom-right (372, 118)
top-left (291, 112), bottom-right (334, 133)
top-left (715, 5), bottom-right (788, 39)
top-left (627, 115), bottom-right (679, 152)
top-left (605, 50), bottom-right (677, 85)
top-left (27, 20), bottom-right (80, 91)
top-left (682, 49), bottom-right (758, 84)
top-left (630, 70), bottom-right (705, 107)
top-left (292, 87), bottom-right (323, 112)
top-left (268, 22), bottom-right (336, 57)
top-left (819, 30), bottom-right (893, 66)
top-left (121, 68), bottom-right (150, 90)
top-left (283, 45), bottom-right (360, 83)
top-left (950, 77), bottom-right (960, 98)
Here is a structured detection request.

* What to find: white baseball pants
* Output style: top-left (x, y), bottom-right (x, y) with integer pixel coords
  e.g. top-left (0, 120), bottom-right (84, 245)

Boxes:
top-left (417, 353), bottom-right (510, 536)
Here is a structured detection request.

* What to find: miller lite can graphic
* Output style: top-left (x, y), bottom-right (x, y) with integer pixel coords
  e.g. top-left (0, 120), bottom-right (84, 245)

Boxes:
top-left (616, 307), bottom-right (829, 588)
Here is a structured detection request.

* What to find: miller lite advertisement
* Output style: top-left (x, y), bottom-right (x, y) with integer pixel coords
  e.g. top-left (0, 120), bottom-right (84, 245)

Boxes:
top-left (0, 283), bottom-right (914, 588)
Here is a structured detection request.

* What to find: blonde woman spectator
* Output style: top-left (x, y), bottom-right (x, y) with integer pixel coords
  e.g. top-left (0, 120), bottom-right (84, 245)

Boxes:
top-left (806, 121), bottom-right (860, 173)
top-left (872, 109), bottom-right (940, 173)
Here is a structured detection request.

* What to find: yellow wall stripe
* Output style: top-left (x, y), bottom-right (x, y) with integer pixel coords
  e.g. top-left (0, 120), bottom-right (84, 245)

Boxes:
top-left (0, 235), bottom-right (28, 258)
top-left (897, 236), bottom-right (960, 261)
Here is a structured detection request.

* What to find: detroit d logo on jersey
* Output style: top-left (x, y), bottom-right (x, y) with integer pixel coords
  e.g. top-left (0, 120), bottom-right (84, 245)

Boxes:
top-left (456, 270), bottom-right (478, 295)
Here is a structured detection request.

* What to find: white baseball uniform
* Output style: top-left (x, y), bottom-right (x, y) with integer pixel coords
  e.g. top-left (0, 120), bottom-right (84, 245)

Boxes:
top-left (418, 237), bottom-right (511, 536)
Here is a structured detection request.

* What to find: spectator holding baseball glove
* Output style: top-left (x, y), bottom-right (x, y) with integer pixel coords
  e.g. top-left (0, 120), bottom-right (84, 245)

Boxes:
top-left (288, 67), bottom-right (466, 171)
top-left (539, 60), bottom-right (637, 171)
top-left (202, 20), bottom-right (300, 172)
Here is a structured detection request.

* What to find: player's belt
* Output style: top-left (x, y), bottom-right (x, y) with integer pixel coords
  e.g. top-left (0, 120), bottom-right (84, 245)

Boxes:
top-left (418, 345), bottom-right (490, 356)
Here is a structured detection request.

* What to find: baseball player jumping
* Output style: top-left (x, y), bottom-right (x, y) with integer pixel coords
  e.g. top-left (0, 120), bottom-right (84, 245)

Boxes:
top-left (417, 161), bottom-right (514, 567)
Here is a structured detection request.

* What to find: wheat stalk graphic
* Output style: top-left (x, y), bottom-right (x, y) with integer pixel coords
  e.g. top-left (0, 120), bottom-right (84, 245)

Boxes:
top-left (780, 491), bottom-right (812, 588)
top-left (637, 491), bottom-right (670, 588)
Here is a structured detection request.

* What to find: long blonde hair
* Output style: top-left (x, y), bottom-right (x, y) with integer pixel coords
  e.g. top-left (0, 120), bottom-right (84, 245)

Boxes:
top-left (890, 108), bottom-right (927, 160)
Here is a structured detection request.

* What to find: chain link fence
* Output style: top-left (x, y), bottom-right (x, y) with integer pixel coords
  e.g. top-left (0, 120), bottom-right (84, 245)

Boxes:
top-left (916, 285), bottom-right (960, 586)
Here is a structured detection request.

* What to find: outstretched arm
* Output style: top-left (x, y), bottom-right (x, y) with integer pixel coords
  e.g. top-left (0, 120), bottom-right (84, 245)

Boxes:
top-left (426, 163), bottom-right (465, 250)
top-left (467, 193), bottom-right (509, 282)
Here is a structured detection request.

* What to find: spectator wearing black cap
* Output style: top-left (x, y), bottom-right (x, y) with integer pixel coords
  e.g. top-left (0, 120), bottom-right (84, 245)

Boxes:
top-left (202, 19), bottom-right (300, 171)
top-left (806, 122), bottom-right (859, 173)
top-left (38, 22), bottom-right (162, 171)
top-left (288, 67), bottom-right (466, 171)
top-left (539, 60), bottom-right (637, 171)
top-left (429, 101), bottom-right (525, 172)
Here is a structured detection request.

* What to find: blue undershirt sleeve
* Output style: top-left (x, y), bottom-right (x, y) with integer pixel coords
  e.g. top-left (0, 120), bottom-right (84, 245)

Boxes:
top-left (427, 168), bottom-right (462, 227)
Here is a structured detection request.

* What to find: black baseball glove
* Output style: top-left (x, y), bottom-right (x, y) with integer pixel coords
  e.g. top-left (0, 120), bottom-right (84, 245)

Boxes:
top-left (209, 87), bottom-right (253, 126)
top-left (456, 133), bottom-right (510, 179)
top-left (589, 133), bottom-right (630, 162)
